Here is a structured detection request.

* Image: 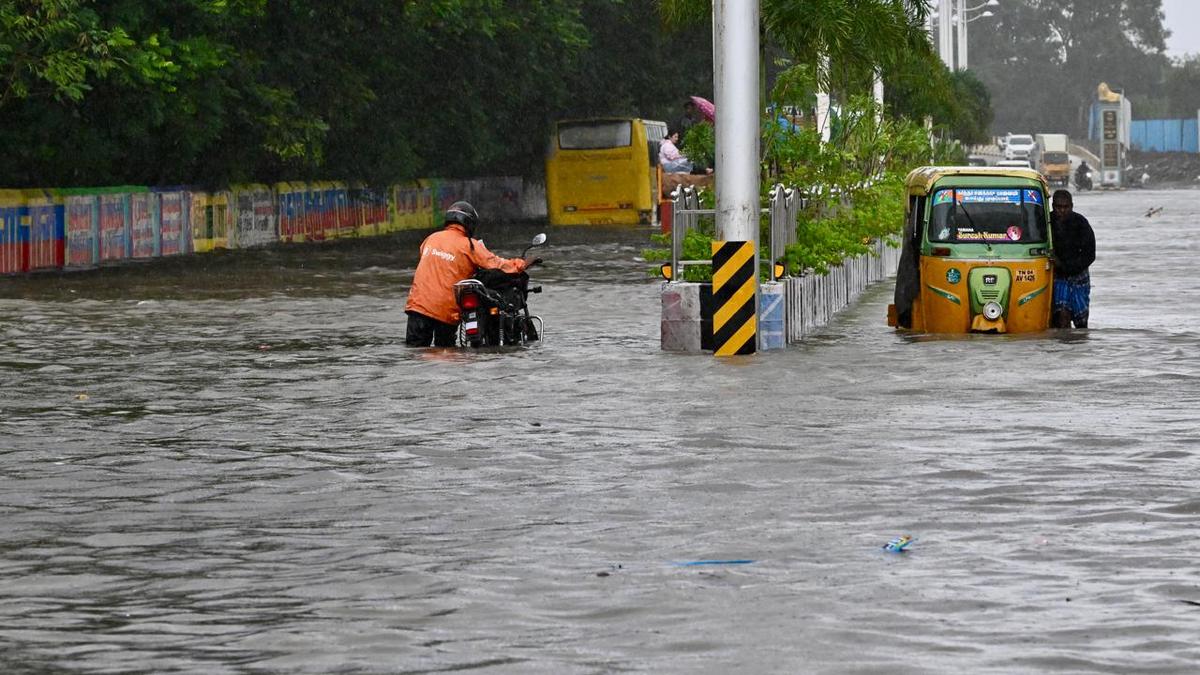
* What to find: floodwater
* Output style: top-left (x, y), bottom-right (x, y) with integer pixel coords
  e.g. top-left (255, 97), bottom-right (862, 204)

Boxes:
top-left (1, 189), bottom-right (1199, 674)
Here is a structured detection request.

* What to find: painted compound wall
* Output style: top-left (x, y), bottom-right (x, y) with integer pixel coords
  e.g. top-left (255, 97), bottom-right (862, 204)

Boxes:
top-left (0, 176), bottom-right (543, 276)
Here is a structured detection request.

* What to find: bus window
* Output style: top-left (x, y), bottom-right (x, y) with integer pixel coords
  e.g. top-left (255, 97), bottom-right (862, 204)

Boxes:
top-left (645, 122), bottom-right (667, 143)
top-left (558, 121), bottom-right (632, 150)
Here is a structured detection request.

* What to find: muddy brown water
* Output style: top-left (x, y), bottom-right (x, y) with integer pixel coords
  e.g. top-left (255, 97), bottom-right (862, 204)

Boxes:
top-left (1, 189), bottom-right (1199, 673)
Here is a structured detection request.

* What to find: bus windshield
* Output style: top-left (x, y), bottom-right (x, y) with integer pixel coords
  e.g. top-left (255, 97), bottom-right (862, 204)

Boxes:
top-left (928, 188), bottom-right (1047, 244)
top-left (558, 121), bottom-right (632, 150)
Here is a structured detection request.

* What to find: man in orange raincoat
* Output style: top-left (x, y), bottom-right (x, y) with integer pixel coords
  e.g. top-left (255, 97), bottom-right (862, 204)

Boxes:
top-left (404, 201), bottom-right (530, 346)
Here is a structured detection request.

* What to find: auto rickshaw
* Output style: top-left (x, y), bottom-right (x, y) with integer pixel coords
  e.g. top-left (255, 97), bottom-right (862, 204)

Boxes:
top-left (888, 166), bottom-right (1053, 333)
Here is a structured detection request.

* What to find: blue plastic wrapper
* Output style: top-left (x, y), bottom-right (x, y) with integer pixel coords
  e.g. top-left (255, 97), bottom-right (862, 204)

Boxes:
top-left (883, 535), bottom-right (915, 553)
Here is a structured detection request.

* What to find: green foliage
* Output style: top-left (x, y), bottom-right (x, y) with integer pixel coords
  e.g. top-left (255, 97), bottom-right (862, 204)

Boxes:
top-left (643, 223), bottom-right (717, 282)
top-left (644, 1), bottom-right (981, 281)
top-left (0, 0), bottom-right (138, 104)
top-left (679, 122), bottom-right (714, 172)
top-left (0, 0), bottom-right (714, 187)
top-left (644, 92), bottom-right (963, 281)
top-left (768, 94), bottom-right (959, 275)
top-left (763, 0), bottom-right (931, 86)
top-left (0, 0), bottom-right (990, 199)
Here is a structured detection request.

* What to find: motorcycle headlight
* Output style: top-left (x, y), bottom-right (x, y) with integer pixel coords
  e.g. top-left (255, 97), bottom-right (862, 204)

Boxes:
top-left (982, 301), bottom-right (1004, 321)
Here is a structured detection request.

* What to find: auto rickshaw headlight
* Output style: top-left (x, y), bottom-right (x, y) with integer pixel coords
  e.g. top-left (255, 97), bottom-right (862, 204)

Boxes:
top-left (982, 301), bottom-right (1004, 321)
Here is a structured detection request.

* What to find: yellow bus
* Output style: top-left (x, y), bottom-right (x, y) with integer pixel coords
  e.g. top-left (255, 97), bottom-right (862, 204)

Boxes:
top-left (545, 117), bottom-right (667, 226)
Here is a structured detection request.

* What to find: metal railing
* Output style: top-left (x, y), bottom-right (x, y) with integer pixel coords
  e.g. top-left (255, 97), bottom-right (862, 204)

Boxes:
top-left (666, 184), bottom-right (803, 281)
top-left (666, 186), bottom-right (714, 281)
top-left (767, 184), bottom-right (803, 281)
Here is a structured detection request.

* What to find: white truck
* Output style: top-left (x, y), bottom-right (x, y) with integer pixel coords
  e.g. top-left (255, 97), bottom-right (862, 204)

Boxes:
top-left (1035, 133), bottom-right (1071, 187)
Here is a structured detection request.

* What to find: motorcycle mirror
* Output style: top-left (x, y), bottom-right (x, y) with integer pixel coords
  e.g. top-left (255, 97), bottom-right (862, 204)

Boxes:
top-left (522, 233), bottom-right (548, 259)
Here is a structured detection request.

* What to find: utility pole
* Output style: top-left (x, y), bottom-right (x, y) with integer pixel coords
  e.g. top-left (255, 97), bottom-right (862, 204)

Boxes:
top-left (956, 0), bottom-right (967, 70)
top-left (711, 0), bottom-right (760, 355)
top-left (938, 0), bottom-right (953, 68)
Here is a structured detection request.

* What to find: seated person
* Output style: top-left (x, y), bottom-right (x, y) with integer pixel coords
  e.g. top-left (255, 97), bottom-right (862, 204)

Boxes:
top-left (659, 129), bottom-right (694, 173)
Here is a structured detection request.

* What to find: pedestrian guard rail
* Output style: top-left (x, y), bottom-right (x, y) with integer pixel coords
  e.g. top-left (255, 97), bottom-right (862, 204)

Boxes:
top-left (660, 181), bottom-right (901, 347)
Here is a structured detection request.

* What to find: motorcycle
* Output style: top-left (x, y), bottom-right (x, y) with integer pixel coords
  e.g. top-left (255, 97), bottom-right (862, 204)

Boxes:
top-left (453, 233), bottom-right (547, 347)
top-left (1075, 168), bottom-right (1093, 191)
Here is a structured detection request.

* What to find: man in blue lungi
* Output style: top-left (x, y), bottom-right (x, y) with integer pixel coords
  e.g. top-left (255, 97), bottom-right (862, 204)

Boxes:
top-left (1050, 190), bottom-right (1096, 328)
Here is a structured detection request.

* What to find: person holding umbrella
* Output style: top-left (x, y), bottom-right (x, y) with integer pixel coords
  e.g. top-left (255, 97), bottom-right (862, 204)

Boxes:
top-left (689, 95), bottom-right (715, 123)
top-left (679, 96), bottom-right (715, 135)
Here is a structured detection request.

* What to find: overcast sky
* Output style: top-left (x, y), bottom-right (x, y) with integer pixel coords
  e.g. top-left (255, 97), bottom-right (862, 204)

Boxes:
top-left (1162, 0), bottom-right (1200, 57)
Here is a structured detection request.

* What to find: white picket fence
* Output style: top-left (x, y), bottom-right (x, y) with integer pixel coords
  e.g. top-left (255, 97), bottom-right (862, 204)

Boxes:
top-left (783, 239), bottom-right (901, 342)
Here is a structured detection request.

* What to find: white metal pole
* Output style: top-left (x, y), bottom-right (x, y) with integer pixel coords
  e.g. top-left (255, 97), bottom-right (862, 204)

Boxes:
top-left (873, 69), bottom-right (884, 121)
top-left (712, 0), bottom-right (760, 242)
top-left (939, 0), bottom-right (953, 68)
top-left (926, 2), bottom-right (935, 46)
top-left (816, 54), bottom-right (831, 144)
top-left (956, 0), bottom-right (967, 70)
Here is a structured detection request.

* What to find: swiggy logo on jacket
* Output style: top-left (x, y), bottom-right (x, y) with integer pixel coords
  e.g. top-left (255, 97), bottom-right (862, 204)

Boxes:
top-left (423, 246), bottom-right (456, 262)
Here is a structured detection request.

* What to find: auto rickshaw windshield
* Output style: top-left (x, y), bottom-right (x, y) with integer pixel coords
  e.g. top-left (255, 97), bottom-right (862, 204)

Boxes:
top-left (928, 187), bottom-right (1047, 244)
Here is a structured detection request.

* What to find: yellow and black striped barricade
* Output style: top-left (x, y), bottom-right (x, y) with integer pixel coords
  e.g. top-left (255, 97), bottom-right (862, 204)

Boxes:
top-left (711, 240), bottom-right (757, 355)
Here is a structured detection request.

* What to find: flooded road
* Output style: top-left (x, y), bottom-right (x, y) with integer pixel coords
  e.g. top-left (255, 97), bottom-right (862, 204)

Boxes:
top-left (2, 189), bottom-right (1199, 673)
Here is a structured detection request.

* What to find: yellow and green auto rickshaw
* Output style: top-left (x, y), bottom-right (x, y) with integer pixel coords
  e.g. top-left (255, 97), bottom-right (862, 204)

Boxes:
top-left (888, 166), bottom-right (1053, 333)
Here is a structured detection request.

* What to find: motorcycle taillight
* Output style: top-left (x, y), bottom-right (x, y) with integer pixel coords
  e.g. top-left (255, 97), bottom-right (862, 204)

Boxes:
top-left (460, 293), bottom-right (480, 309)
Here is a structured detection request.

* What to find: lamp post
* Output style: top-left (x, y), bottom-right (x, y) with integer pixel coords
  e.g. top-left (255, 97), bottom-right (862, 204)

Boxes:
top-left (938, 0), bottom-right (953, 68)
top-left (955, 0), bottom-right (998, 70)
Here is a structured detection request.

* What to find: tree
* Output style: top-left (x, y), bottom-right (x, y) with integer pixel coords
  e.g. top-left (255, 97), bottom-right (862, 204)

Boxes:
top-left (969, 0), bottom-right (1170, 136)
top-left (0, 0), bottom-right (137, 106)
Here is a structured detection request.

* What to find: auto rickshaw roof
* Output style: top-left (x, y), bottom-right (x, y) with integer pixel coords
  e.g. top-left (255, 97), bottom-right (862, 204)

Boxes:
top-left (905, 166), bottom-right (1049, 195)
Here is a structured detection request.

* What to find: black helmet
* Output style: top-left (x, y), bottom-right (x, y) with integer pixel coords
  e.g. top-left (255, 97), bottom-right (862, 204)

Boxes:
top-left (445, 201), bottom-right (479, 236)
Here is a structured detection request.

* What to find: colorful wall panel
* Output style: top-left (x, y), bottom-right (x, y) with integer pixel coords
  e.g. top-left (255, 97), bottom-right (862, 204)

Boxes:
top-left (0, 190), bottom-right (24, 274)
top-left (350, 187), bottom-right (389, 237)
top-left (276, 182), bottom-right (310, 242)
top-left (99, 194), bottom-right (129, 262)
top-left (64, 194), bottom-right (99, 269)
top-left (232, 185), bottom-right (277, 248)
top-left (390, 181), bottom-right (437, 231)
top-left (1, 175), bottom-right (543, 275)
top-left (156, 191), bottom-right (190, 257)
top-left (130, 191), bottom-right (156, 259)
top-left (23, 189), bottom-right (64, 271)
top-left (190, 191), bottom-right (230, 253)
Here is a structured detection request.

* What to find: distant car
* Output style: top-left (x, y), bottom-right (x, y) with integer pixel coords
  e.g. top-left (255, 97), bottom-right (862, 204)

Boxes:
top-left (1004, 134), bottom-right (1037, 161)
top-left (995, 159), bottom-right (1033, 169)
top-left (967, 155), bottom-right (989, 167)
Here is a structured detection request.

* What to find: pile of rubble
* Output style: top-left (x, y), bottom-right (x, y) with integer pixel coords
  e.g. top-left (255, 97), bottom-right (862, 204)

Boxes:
top-left (1127, 150), bottom-right (1200, 188)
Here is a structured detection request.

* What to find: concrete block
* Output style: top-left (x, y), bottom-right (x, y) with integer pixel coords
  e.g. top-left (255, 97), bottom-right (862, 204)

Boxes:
top-left (661, 282), bottom-right (701, 321)
top-left (661, 282), bottom-right (704, 352)
top-left (661, 319), bottom-right (702, 352)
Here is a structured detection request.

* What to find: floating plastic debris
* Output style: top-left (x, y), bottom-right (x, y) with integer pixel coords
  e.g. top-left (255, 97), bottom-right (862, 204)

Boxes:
top-left (882, 535), bottom-right (915, 553)
top-left (672, 559), bottom-right (755, 567)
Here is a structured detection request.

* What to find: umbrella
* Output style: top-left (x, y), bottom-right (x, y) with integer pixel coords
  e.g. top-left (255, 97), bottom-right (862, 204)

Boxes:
top-left (689, 95), bottom-right (715, 122)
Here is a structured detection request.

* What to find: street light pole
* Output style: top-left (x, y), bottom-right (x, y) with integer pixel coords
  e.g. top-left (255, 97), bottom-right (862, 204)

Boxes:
top-left (958, 0), bottom-right (999, 70)
top-left (956, 0), bottom-right (967, 70)
top-left (939, 0), bottom-right (953, 68)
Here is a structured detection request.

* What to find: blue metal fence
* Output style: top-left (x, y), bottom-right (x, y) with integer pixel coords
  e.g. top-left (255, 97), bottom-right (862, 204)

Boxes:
top-left (1130, 118), bottom-right (1199, 153)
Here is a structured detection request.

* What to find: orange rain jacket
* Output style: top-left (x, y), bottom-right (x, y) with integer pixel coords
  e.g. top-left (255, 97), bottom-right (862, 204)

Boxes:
top-left (404, 223), bottom-right (529, 324)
